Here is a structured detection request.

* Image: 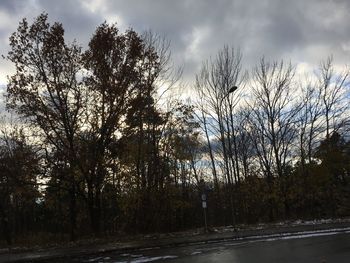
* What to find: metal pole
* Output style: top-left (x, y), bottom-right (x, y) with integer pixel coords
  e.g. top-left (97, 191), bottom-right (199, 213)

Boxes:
top-left (203, 206), bottom-right (208, 232)
top-left (201, 191), bottom-right (208, 232)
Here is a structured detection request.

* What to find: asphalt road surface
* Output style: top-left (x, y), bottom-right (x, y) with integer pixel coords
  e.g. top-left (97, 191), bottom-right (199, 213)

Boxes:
top-left (55, 231), bottom-right (350, 263)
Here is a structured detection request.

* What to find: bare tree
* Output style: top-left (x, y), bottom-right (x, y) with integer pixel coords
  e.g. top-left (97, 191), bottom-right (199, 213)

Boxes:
top-left (194, 46), bottom-right (246, 225)
top-left (297, 77), bottom-right (324, 166)
top-left (247, 58), bottom-right (301, 219)
top-left (318, 56), bottom-right (350, 139)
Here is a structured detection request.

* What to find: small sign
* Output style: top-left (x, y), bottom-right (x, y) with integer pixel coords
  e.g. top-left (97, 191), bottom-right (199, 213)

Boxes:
top-left (201, 194), bottom-right (206, 201)
top-left (202, 201), bottom-right (207, 208)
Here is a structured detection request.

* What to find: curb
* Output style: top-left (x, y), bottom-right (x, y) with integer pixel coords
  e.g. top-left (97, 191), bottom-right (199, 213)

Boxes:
top-left (2, 222), bottom-right (350, 262)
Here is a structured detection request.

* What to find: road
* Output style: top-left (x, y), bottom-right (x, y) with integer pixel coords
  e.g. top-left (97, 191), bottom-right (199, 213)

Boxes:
top-left (54, 230), bottom-right (350, 263)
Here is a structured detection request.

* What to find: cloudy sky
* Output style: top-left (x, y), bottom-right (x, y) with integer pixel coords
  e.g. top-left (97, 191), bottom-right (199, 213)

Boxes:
top-left (1, 0), bottom-right (350, 86)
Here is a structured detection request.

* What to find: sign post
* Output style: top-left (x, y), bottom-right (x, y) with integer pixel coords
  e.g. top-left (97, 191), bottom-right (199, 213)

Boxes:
top-left (201, 194), bottom-right (208, 232)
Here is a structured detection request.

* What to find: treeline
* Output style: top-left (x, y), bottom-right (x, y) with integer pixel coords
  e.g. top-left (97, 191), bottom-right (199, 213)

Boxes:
top-left (194, 48), bottom-right (350, 226)
top-left (0, 14), bottom-right (349, 246)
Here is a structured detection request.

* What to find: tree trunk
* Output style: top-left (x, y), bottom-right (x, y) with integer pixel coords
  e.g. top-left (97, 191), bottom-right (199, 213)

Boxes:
top-left (69, 185), bottom-right (77, 241)
top-left (87, 186), bottom-right (101, 236)
top-left (0, 202), bottom-right (12, 246)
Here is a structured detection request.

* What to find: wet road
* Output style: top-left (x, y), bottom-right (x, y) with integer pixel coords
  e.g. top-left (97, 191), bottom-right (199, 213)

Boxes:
top-left (57, 231), bottom-right (350, 263)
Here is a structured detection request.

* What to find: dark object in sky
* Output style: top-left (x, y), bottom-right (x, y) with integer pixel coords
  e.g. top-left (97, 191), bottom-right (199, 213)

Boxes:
top-left (229, 86), bottom-right (238, 93)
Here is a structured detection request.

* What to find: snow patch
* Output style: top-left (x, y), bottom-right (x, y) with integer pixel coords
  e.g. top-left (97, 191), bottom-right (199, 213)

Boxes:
top-left (114, 255), bottom-right (177, 263)
top-left (126, 255), bottom-right (178, 263)
top-left (226, 228), bottom-right (350, 246)
top-left (85, 257), bottom-right (103, 262)
top-left (263, 230), bottom-right (350, 242)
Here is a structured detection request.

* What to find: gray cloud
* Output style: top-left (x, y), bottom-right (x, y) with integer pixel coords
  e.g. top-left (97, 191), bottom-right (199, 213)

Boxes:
top-left (1, 0), bottom-right (350, 85)
top-left (37, 0), bottom-right (103, 44)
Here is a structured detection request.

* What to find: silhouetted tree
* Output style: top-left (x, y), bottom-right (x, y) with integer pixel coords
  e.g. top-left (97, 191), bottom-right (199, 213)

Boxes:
top-left (6, 13), bottom-right (83, 240)
top-left (0, 125), bottom-right (40, 245)
top-left (246, 59), bottom-right (301, 219)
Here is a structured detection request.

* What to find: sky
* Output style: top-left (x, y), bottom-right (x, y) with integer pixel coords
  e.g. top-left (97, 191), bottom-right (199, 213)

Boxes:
top-left (0, 0), bottom-right (350, 87)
